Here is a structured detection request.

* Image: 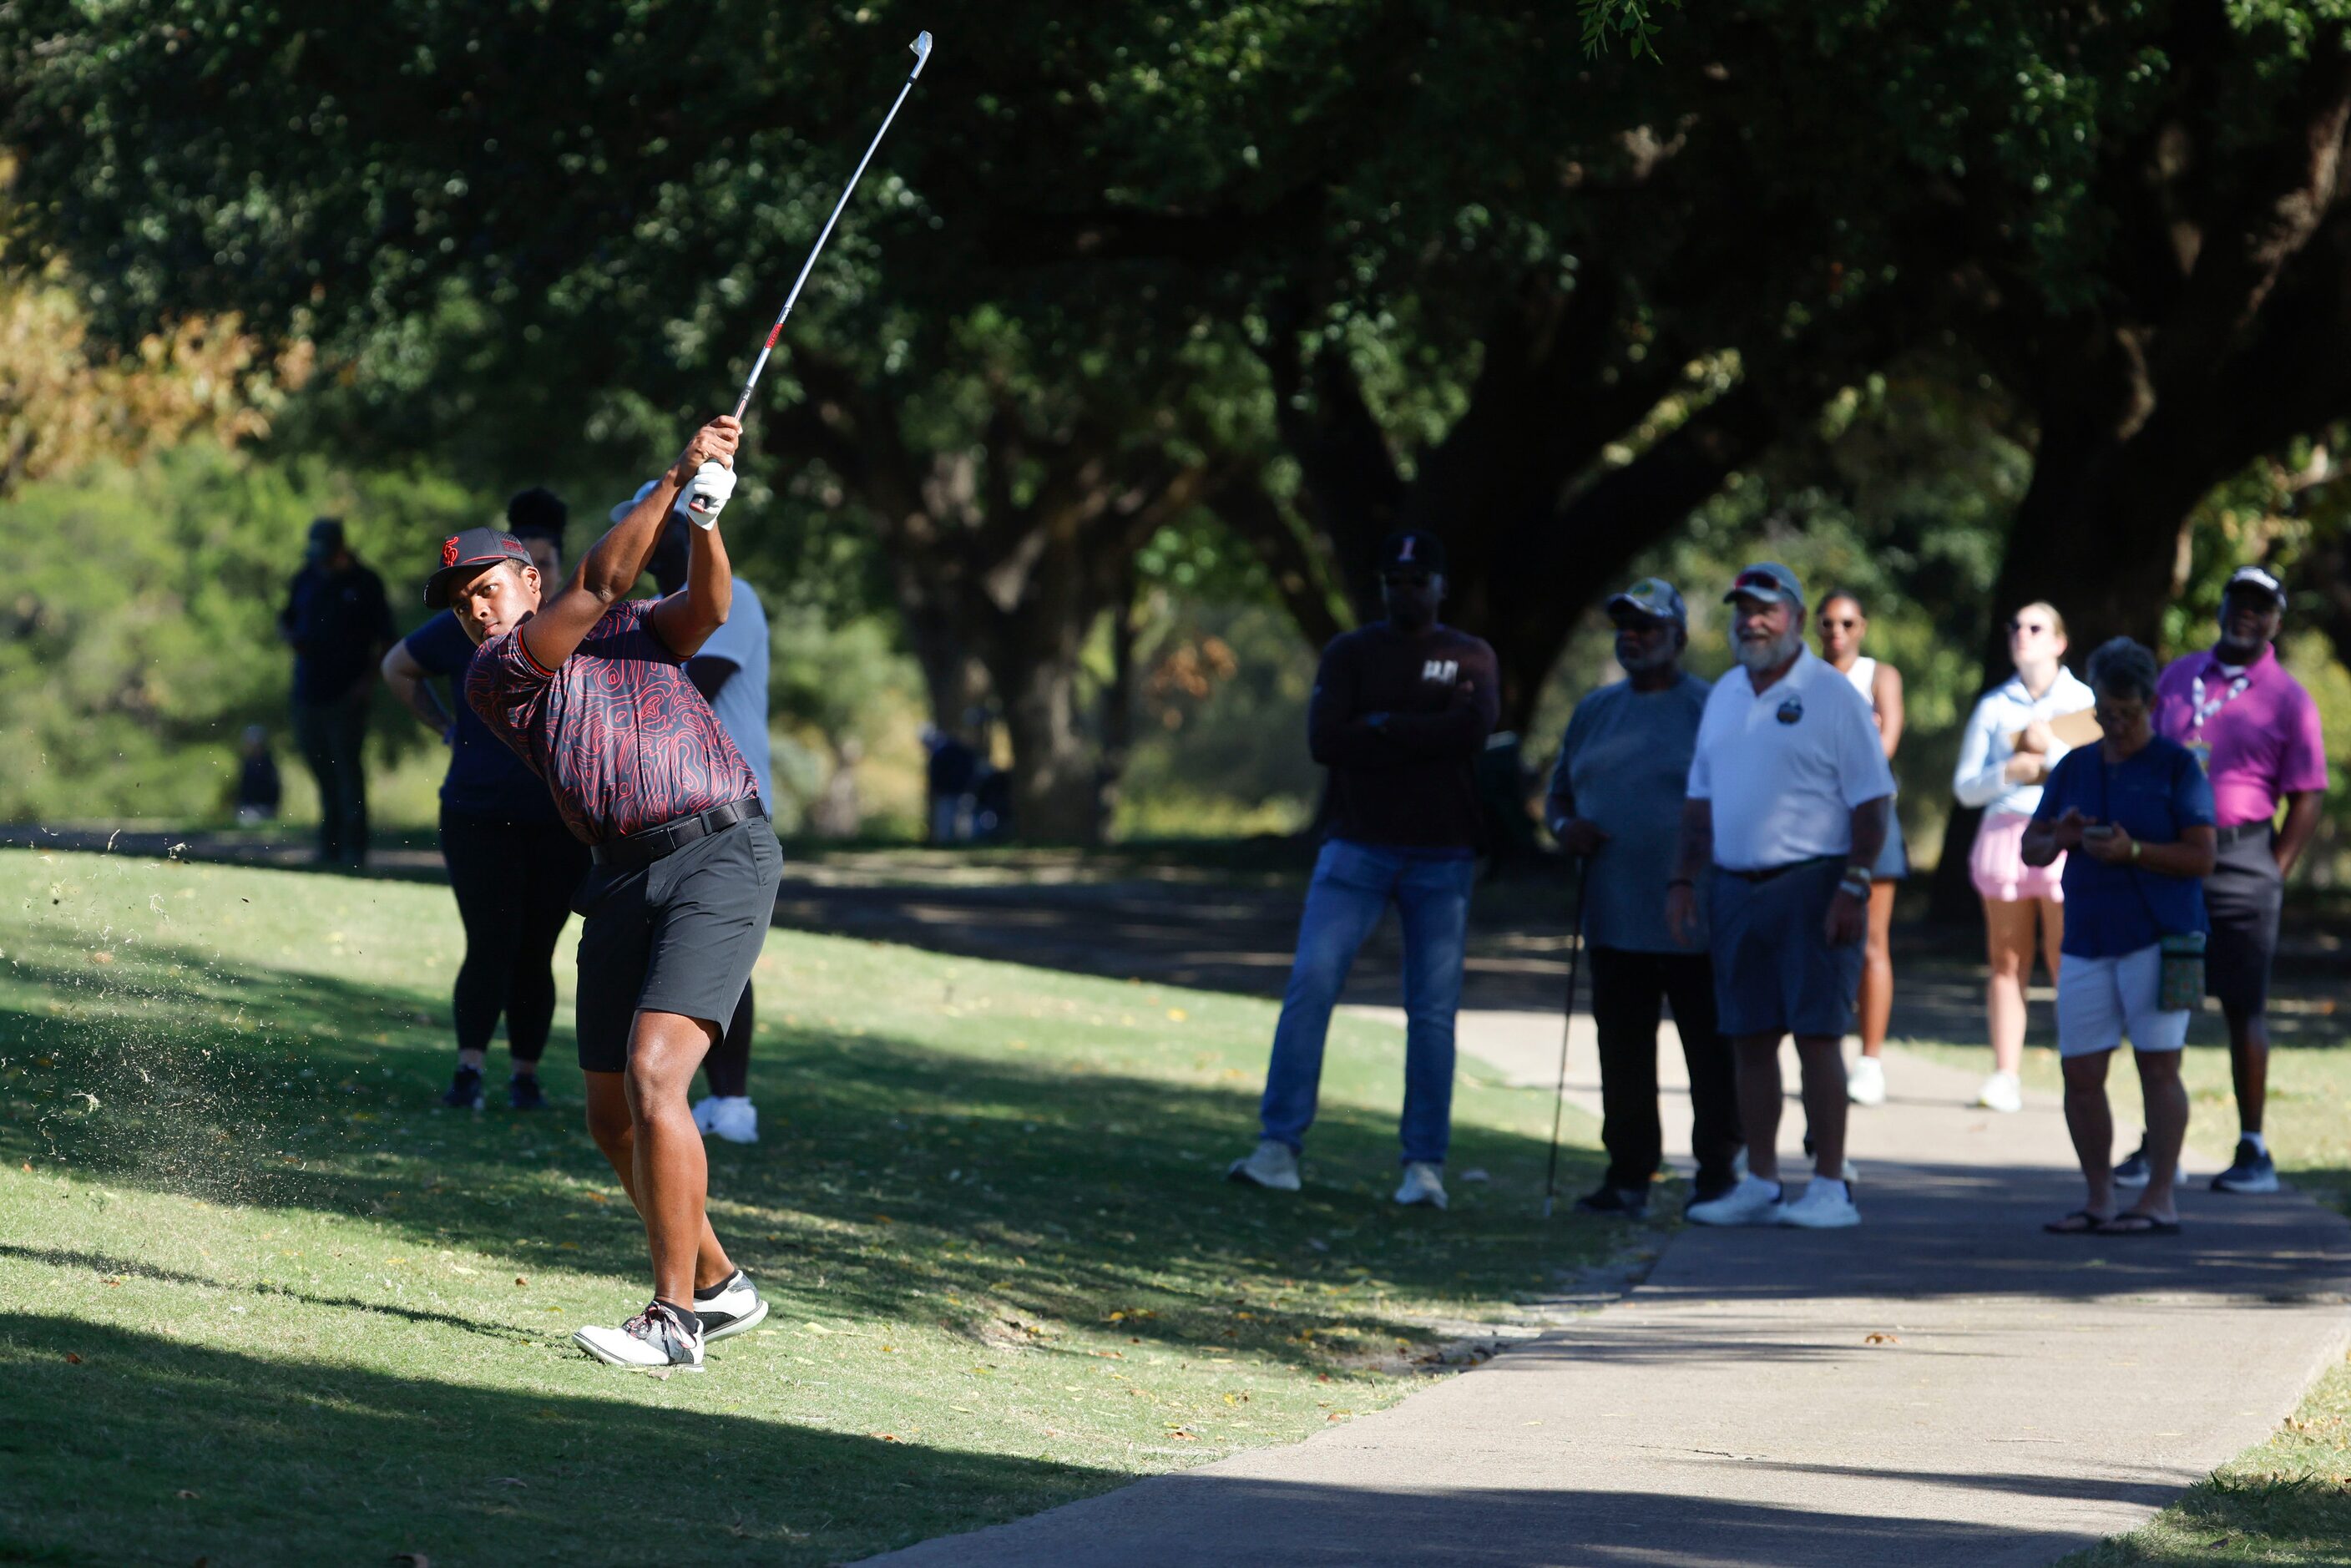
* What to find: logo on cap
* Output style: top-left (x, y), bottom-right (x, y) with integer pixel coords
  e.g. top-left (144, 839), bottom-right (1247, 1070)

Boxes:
top-left (1398, 538), bottom-right (1417, 564)
top-left (442, 537), bottom-right (460, 568)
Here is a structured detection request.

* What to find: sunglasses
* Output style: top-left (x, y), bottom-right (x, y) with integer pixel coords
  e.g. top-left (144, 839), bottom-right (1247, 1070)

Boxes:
top-left (1818, 615), bottom-right (1861, 630)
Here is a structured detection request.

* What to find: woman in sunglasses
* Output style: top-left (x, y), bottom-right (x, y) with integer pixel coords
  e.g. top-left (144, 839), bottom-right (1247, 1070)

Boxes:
top-left (1814, 591), bottom-right (1905, 1109)
top-left (1952, 602), bottom-right (2096, 1112)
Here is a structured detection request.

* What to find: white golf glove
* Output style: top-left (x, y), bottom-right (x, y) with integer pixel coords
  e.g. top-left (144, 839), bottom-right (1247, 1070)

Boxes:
top-left (680, 460), bottom-right (736, 530)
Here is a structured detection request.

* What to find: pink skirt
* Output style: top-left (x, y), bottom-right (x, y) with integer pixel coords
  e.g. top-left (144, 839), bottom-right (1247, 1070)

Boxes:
top-left (1971, 809), bottom-right (2065, 903)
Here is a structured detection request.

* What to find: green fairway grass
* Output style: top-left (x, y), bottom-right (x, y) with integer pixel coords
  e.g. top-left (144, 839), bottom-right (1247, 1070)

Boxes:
top-left (0, 848), bottom-right (1615, 1565)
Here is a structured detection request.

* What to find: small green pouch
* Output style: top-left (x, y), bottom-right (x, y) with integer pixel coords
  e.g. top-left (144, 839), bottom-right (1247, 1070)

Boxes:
top-left (2156, 931), bottom-right (2207, 1013)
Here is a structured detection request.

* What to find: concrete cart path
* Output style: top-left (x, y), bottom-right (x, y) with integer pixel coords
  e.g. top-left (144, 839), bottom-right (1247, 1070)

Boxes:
top-left (867, 1025), bottom-right (2351, 1567)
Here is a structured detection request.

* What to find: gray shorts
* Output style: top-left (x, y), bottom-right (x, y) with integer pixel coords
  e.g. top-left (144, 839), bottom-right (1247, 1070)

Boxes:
top-left (571, 817), bottom-right (782, 1074)
top-left (1708, 858), bottom-right (1864, 1039)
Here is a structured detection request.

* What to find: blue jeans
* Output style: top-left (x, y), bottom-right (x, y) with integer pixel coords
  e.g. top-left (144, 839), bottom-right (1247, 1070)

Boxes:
top-left (1258, 840), bottom-right (1476, 1166)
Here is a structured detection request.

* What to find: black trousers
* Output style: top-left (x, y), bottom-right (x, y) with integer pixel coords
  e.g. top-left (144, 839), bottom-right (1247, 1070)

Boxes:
top-left (440, 808), bottom-right (590, 1064)
top-left (292, 695), bottom-right (372, 864)
top-left (1589, 946), bottom-right (1743, 1190)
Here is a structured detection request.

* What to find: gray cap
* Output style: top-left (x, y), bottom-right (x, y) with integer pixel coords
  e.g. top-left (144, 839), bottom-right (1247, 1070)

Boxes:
top-left (1724, 561), bottom-right (1803, 608)
top-left (1607, 577), bottom-right (1687, 624)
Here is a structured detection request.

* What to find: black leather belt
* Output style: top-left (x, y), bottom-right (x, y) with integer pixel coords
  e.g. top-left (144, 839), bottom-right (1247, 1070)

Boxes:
top-left (1721, 856), bottom-right (1838, 884)
top-left (590, 798), bottom-right (764, 871)
top-left (2214, 822), bottom-right (2275, 847)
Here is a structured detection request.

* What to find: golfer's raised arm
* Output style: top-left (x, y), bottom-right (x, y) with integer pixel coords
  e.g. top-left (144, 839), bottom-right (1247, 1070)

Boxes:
top-left (518, 414), bottom-right (740, 670)
top-left (647, 505), bottom-right (733, 659)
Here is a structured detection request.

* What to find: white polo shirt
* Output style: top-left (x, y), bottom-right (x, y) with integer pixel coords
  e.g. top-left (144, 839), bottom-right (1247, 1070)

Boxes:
top-left (1686, 646), bottom-right (1895, 872)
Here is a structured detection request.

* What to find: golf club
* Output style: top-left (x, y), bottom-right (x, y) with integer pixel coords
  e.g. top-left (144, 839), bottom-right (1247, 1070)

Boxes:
top-left (730, 29), bottom-right (934, 420)
top-left (1540, 865), bottom-right (1590, 1218)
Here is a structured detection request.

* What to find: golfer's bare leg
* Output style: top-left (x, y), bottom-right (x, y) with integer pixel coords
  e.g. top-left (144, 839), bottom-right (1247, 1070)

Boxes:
top-left (1793, 1034), bottom-right (1848, 1177)
top-left (2132, 1048), bottom-right (2189, 1222)
top-left (584, 1058), bottom-right (735, 1302)
top-left (2059, 1050), bottom-right (2116, 1217)
top-left (1731, 1034), bottom-right (1786, 1181)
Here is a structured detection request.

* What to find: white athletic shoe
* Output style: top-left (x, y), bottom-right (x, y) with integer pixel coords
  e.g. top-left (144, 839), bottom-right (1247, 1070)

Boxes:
top-left (690, 1097), bottom-right (719, 1133)
top-left (1845, 1055), bottom-right (1887, 1107)
top-left (700, 1096), bottom-right (759, 1145)
top-left (1395, 1161), bottom-right (1448, 1210)
top-left (1780, 1178), bottom-right (1862, 1229)
top-left (1977, 1070), bottom-right (2024, 1115)
top-left (691, 1268), bottom-right (769, 1343)
top-left (574, 1299), bottom-right (705, 1370)
top-left (1226, 1139), bottom-right (1302, 1192)
top-left (1685, 1173), bottom-right (1786, 1227)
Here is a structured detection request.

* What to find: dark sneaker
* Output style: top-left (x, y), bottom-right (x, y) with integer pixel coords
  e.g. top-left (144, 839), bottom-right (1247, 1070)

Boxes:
top-left (2212, 1140), bottom-right (2280, 1195)
top-left (439, 1066), bottom-right (485, 1110)
top-left (1573, 1184), bottom-right (1649, 1218)
top-left (692, 1268), bottom-right (770, 1343)
top-left (574, 1299), bottom-right (705, 1369)
top-left (1688, 1171), bottom-right (1741, 1210)
top-left (507, 1073), bottom-right (549, 1111)
top-left (2112, 1140), bottom-right (2151, 1190)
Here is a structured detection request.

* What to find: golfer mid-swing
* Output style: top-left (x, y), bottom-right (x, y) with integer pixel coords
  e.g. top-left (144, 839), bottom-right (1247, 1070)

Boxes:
top-left (426, 412), bottom-right (779, 1369)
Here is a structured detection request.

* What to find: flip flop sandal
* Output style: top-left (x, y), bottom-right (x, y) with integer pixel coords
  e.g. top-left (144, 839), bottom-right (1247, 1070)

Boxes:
top-left (2096, 1212), bottom-right (2182, 1237)
top-left (2043, 1209), bottom-right (2111, 1235)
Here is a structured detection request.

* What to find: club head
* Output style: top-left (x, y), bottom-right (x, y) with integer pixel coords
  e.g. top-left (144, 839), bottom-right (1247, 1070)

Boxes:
top-left (908, 30), bottom-right (933, 78)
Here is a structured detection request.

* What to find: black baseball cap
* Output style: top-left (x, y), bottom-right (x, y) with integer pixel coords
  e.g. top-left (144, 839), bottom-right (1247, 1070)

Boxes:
top-left (2223, 564), bottom-right (2286, 609)
top-left (423, 528), bottom-right (535, 607)
top-left (303, 516), bottom-right (346, 563)
top-left (1380, 531), bottom-right (1447, 576)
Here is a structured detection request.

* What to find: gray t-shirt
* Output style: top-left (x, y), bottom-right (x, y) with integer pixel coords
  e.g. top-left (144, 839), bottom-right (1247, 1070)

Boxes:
top-left (695, 578), bottom-right (773, 811)
top-left (1545, 672), bottom-right (1711, 953)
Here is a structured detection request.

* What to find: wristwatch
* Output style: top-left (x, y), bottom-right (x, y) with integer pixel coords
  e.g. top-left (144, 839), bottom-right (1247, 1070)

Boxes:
top-left (1843, 864), bottom-right (1873, 886)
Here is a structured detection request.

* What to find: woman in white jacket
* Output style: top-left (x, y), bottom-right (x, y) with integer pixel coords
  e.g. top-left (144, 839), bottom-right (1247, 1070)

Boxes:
top-left (1952, 603), bottom-right (2096, 1111)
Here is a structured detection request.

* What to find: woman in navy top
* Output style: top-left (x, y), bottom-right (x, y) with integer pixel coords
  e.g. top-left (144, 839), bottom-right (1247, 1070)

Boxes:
top-left (380, 493), bottom-right (589, 1111)
top-left (2024, 638), bottom-right (2216, 1238)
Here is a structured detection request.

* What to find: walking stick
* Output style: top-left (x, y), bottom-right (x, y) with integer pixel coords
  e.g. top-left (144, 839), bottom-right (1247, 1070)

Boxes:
top-left (1541, 862), bottom-right (1590, 1218)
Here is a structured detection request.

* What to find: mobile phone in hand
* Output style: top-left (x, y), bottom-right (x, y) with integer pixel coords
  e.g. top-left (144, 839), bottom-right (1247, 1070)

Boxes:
top-left (2082, 823), bottom-right (2116, 841)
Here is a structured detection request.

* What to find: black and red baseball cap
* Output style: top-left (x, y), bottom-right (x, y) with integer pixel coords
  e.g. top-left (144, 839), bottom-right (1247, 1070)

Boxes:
top-left (423, 528), bottom-right (534, 607)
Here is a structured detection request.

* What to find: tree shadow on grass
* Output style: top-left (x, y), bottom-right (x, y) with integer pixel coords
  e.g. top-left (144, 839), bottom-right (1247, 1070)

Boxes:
top-left (0, 943), bottom-right (1616, 1373)
top-left (0, 1314), bottom-right (1111, 1568)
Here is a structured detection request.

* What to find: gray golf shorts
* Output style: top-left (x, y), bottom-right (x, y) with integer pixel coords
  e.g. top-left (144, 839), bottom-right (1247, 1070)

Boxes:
top-left (1708, 857), bottom-right (1864, 1040)
top-left (570, 817), bottom-right (782, 1074)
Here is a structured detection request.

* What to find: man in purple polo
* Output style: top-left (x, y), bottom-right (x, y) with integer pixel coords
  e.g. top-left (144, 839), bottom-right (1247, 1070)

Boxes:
top-left (2133, 565), bottom-right (2328, 1196)
top-left (431, 412), bottom-right (780, 1370)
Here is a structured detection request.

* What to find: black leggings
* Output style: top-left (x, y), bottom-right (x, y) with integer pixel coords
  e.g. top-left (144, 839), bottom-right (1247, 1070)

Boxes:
top-left (440, 808), bottom-right (590, 1065)
top-left (703, 982), bottom-right (753, 1098)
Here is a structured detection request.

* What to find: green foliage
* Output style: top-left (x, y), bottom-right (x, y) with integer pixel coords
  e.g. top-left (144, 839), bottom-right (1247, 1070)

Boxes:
top-left (0, 443), bottom-right (480, 822)
top-left (1578, 0), bottom-right (1683, 59)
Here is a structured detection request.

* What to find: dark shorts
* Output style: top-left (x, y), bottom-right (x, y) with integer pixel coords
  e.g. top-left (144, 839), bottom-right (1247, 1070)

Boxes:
top-left (570, 816), bottom-right (782, 1074)
top-left (1709, 858), bottom-right (1865, 1039)
top-left (2205, 827), bottom-right (2283, 1018)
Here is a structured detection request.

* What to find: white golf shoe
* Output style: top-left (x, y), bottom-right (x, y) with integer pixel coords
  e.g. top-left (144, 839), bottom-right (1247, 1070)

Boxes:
top-left (574, 1300), bottom-right (705, 1370)
top-left (1780, 1178), bottom-right (1862, 1229)
top-left (1845, 1055), bottom-right (1887, 1107)
top-left (691, 1268), bottom-right (769, 1343)
top-left (1394, 1161), bottom-right (1448, 1210)
top-left (1685, 1173), bottom-right (1785, 1227)
top-left (1976, 1070), bottom-right (2024, 1115)
top-left (1226, 1139), bottom-right (1302, 1191)
top-left (699, 1095), bottom-right (759, 1144)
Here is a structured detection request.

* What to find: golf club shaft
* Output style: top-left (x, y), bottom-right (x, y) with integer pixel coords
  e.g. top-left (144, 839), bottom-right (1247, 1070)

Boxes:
top-left (732, 45), bottom-right (928, 420)
top-left (1540, 866), bottom-right (1590, 1217)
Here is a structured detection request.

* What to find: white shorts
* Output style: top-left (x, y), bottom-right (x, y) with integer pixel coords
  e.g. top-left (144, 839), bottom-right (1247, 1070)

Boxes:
top-left (2055, 946), bottom-right (2190, 1058)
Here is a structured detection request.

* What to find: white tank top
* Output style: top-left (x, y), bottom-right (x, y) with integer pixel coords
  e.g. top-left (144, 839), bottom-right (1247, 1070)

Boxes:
top-left (1843, 655), bottom-right (1878, 700)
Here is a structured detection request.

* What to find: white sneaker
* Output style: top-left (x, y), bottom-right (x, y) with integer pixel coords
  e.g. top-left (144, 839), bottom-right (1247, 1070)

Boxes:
top-left (1845, 1055), bottom-right (1887, 1107)
top-left (574, 1300), bottom-right (705, 1369)
top-left (1395, 1161), bottom-right (1448, 1210)
top-left (691, 1268), bottom-right (769, 1343)
top-left (690, 1097), bottom-right (719, 1133)
top-left (1685, 1173), bottom-right (1785, 1227)
top-left (1780, 1178), bottom-right (1862, 1229)
top-left (701, 1096), bottom-right (759, 1144)
top-left (1226, 1139), bottom-right (1302, 1192)
top-left (1977, 1070), bottom-right (2024, 1115)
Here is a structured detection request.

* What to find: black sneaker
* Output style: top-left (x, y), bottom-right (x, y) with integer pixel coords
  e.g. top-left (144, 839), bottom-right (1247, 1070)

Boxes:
top-left (439, 1065), bottom-right (485, 1110)
top-left (508, 1072), bottom-right (549, 1111)
top-left (692, 1268), bottom-right (770, 1343)
top-left (1572, 1184), bottom-right (1649, 1218)
top-left (2112, 1139), bottom-right (2151, 1189)
top-left (2212, 1139), bottom-right (2280, 1194)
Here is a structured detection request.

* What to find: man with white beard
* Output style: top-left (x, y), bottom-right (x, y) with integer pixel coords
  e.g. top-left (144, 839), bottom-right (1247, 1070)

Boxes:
top-left (1667, 564), bottom-right (1895, 1229)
